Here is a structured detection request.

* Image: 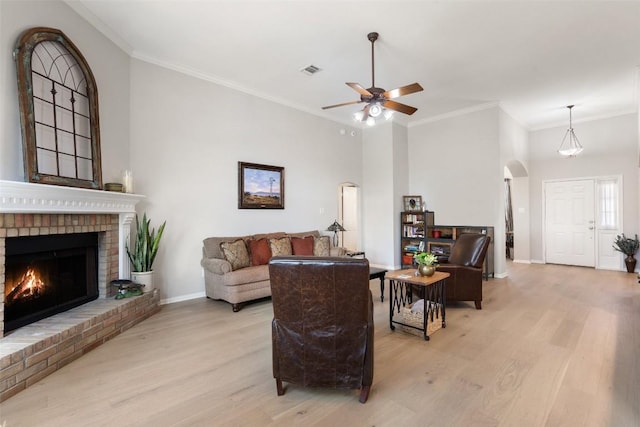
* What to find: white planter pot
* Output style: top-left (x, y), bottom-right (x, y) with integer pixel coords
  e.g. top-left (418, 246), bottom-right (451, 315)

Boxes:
top-left (131, 271), bottom-right (154, 293)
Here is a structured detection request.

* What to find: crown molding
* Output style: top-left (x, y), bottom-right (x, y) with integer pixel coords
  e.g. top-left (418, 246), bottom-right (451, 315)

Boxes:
top-left (408, 101), bottom-right (500, 128)
top-left (64, 1), bottom-right (133, 55)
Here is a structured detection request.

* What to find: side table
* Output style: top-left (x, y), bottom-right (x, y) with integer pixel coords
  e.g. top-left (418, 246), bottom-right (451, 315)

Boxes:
top-left (369, 267), bottom-right (387, 302)
top-left (386, 269), bottom-right (449, 341)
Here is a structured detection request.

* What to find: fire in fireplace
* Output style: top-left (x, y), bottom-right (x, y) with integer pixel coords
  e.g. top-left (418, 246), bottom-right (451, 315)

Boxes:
top-left (4, 233), bottom-right (99, 333)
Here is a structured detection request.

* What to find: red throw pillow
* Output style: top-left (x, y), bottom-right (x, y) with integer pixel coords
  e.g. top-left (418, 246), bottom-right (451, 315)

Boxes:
top-left (291, 236), bottom-right (314, 256)
top-left (249, 238), bottom-right (272, 266)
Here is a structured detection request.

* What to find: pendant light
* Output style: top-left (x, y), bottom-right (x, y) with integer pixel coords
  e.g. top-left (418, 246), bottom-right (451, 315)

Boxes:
top-left (558, 105), bottom-right (584, 157)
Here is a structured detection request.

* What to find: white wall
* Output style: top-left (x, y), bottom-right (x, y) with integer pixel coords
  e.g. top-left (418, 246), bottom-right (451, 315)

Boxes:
top-left (499, 109), bottom-right (530, 270)
top-left (0, 0), bottom-right (130, 183)
top-left (129, 59), bottom-right (363, 301)
top-left (392, 122), bottom-right (409, 267)
top-left (362, 122), bottom-right (396, 268)
top-left (408, 106), bottom-right (503, 275)
top-left (528, 113), bottom-right (639, 262)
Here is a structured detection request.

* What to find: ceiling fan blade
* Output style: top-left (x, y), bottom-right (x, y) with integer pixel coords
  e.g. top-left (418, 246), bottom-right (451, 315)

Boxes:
top-left (383, 83), bottom-right (424, 100)
top-left (322, 100), bottom-right (363, 110)
top-left (346, 82), bottom-right (373, 97)
top-left (383, 100), bottom-right (418, 115)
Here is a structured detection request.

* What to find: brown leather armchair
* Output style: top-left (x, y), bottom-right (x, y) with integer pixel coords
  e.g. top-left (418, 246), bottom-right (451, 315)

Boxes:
top-left (437, 233), bottom-right (491, 310)
top-left (269, 256), bottom-right (374, 403)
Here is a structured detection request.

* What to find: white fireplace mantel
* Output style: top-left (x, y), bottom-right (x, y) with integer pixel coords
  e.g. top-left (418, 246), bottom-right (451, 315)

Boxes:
top-left (0, 180), bottom-right (144, 214)
top-left (0, 180), bottom-right (145, 279)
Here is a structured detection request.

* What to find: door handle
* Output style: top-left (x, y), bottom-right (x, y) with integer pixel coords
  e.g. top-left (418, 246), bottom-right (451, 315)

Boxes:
top-left (588, 226), bottom-right (594, 230)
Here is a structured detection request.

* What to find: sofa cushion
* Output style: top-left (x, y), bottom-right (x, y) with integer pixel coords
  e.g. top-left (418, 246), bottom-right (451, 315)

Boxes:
top-left (313, 236), bottom-right (331, 256)
top-left (253, 232), bottom-right (287, 241)
top-left (291, 236), bottom-right (315, 255)
top-left (269, 237), bottom-right (292, 257)
top-left (249, 238), bottom-right (272, 266)
top-left (288, 230), bottom-right (320, 239)
top-left (204, 236), bottom-right (250, 259)
top-left (220, 239), bottom-right (250, 271)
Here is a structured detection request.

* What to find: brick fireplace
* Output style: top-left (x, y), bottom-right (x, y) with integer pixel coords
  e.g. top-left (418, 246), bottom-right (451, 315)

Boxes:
top-left (0, 180), bottom-right (160, 401)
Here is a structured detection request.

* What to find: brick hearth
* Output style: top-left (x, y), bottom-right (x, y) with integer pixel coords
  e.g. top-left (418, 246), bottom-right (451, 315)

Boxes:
top-left (0, 289), bottom-right (159, 402)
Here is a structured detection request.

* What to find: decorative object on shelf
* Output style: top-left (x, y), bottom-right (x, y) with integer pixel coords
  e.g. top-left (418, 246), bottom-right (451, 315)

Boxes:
top-left (238, 162), bottom-right (284, 209)
top-left (326, 220), bottom-right (346, 247)
top-left (126, 213), bottom-right (166, 292)
top-left (558, 105), bottom-right (584, 157)
top-left (122, 170), bottom-right (133, 193)
top-left (111, 279), bottom-right (144, 299)
top-left (414, 252), bottom-right (438, 277)
top-left (322, 32), bottom-right (423, 126)
top-left (104, 183), bottom-right (123, 192)
top-left (403, 195), bottom-right (423, 212)
top-left (15, 27), bottom-right (103, 189)
top-left (612, 233), bottom-right (639, 273)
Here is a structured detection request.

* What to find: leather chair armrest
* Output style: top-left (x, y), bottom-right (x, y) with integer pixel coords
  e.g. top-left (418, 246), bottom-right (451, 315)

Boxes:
top-left (200, 257), bottom-right (232, 274)
top-left (438, 264), bottom-right (482, 279)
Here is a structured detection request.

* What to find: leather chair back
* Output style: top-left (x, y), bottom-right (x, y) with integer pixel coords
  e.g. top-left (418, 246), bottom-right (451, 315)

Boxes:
top-left (448, 233), bottom-right (491, 268)
top-left (269, 256), bottom-right (373, 403)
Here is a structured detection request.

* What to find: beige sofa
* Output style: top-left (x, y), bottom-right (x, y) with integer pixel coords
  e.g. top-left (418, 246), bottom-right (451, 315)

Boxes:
top-left (201, 230), bottom-right (345, 311)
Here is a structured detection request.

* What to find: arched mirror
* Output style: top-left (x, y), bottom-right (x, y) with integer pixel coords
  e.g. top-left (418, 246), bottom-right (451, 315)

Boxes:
top-left (14, 27), bottom-right (102, 189)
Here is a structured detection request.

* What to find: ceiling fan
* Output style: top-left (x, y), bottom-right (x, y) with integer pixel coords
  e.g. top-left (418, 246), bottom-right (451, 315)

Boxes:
top-left (322, 32), bottom-right (423, 122)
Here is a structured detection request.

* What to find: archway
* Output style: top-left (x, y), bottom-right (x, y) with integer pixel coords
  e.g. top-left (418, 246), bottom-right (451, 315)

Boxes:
top-left (504, 159), bottom-right (529, 263)
top-left (338, 183), bottom-right (361, 251)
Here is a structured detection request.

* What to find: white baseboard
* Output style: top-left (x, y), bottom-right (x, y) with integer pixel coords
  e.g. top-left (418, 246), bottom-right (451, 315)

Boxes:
top-left (531, 259), bottom-right (545, 264)
top-left (494, 272), bottom-right (508, 279)
top-left (512, 259), bottom-right (532, 264)
top-left (161, 291), bottom-right (206, 305)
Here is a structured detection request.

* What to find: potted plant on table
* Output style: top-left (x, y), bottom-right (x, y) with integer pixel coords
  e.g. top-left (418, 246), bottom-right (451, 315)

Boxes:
top-left (126, 213), bottom-right (166, 292)
top-left (413, 252), bottom-right (438, 277)
top-left (612, 233), bottom-right (639, 273)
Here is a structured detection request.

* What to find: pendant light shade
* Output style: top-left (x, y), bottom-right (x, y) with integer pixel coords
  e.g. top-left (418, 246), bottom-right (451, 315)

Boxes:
top-left (558, 105), bottom-right (583, 157)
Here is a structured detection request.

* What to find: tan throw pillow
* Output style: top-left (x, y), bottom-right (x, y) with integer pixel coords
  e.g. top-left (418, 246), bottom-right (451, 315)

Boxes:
top-left (269, 237), bottom-right (292, 257)
top-left (291, 236), bottom-right (314, 255)
top-left (220, 239), bottom-right (250, 271)
top-left (249, 238), bottom-right (272, 266)
top-left (313, 236), bottom-right (330, 256)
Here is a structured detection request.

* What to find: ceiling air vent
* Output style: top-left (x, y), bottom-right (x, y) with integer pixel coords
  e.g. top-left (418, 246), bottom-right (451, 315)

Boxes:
top-left (300, 64), bottom-right (321, 76)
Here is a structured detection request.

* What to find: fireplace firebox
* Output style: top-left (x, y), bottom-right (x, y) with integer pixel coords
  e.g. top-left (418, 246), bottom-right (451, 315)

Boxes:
top-left (4, 233), bottom-right (99, 333)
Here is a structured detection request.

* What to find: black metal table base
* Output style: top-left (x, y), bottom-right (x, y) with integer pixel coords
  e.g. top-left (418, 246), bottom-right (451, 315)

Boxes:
top-left (389, 278), bottom-right (446, 341)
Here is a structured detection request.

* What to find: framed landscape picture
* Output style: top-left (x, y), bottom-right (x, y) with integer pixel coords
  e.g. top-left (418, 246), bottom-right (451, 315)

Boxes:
top-left (238, 162), bottom-right (285, 209)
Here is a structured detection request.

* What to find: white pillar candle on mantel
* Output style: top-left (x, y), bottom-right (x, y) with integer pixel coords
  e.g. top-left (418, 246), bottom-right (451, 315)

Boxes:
top-left (123, 170), bottom-right (133, 193)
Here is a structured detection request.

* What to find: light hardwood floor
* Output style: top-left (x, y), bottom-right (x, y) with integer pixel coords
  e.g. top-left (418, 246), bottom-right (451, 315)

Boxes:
top-left (1, 262), bottom-right (639, 427)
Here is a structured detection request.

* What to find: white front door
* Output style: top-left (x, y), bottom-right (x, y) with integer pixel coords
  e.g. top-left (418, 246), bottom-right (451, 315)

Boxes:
top-left (544, 179), bottom-right (595, 267)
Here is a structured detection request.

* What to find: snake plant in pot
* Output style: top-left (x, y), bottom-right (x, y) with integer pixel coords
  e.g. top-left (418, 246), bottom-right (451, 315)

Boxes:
top-left (126, 213), bottom-right (166, 292)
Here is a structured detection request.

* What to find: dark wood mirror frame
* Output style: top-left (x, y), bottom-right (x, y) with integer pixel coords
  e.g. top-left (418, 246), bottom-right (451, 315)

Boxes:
top-left (14, 27), bottom-right (103, 189)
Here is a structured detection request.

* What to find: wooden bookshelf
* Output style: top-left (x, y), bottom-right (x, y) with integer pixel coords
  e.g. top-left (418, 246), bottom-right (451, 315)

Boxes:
top-left (400, 211), bottom-right (434, 268)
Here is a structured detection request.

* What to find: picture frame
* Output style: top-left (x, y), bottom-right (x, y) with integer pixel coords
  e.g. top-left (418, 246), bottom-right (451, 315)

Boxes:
top-left (238, 162), bottom-right (285, 209)
top-left (403, 195), bottom-right (423, 212)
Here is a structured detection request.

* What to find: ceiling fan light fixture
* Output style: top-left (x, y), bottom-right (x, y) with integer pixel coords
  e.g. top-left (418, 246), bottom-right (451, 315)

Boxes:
top-left (557, 105), bottom-right (584, 158)
top-left (321, 32), bottom-right (423, 121)
top-left (353, 111), bottom-right (364, 121)
top-left (369, 103), bottom-right (383, 118)
top-left (366, 117), bottom-right (376, 126)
